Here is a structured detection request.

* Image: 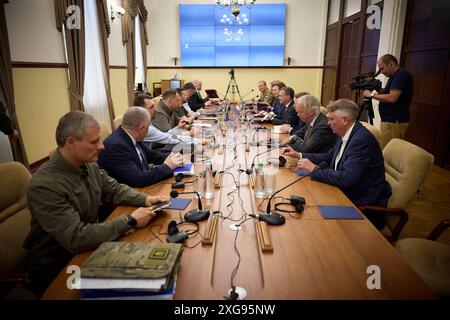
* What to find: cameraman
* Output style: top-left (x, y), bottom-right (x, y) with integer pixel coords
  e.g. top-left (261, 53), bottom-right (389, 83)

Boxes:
top-left (363, 54), bottom-right (413, 148)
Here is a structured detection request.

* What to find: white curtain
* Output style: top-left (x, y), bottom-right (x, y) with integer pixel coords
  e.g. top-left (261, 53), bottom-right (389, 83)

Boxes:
top-left (83, 0), bottom-right (111, 128)
top-left (134, 16), bottom-right (145, 88)
top-left (0, 133), bottom-right (13, 164)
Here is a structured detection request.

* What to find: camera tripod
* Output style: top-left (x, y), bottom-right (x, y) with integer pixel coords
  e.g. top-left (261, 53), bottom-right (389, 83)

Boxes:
top-left (355, 90), bottom-right (375, 125)
top-left (224, 70), bottom-right (243, 104)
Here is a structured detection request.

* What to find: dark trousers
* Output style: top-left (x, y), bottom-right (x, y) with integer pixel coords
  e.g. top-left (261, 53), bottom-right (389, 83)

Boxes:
top-left (26, 251), bottom-right (72, 297)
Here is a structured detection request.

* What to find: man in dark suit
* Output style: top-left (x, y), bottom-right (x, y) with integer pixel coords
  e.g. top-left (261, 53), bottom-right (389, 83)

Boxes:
top-left (188, 79), bottom-right (211, 112)
top-left (282, 94), bottom-right (337, 154)
top-left (297, 99), bottom-right (391, 229)
top-left (272, 87), bottom-right (299, 128)
top-left (98, 107), bottom-right (184, 188)
top-left (0, 101), bottom-right (19, 139)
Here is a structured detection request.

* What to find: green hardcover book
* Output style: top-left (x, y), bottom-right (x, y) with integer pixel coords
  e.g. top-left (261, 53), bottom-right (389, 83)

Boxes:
top-left (81, 242), bottom-right (183, 281)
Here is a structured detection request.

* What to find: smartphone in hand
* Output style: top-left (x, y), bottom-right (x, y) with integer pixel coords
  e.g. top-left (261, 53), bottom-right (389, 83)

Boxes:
top-left (150, 201), bottom-right (171, 212)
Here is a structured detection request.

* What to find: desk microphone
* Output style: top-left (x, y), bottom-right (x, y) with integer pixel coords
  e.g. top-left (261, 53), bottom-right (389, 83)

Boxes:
top-left (249, 126), bottom-right (270, 146)
top-left (170, 190), bottom-right (210, 223)
top-left (243, 95), bottom-right (259, 106)
top-left (243, 148), bottom-right (273, 174)
top-left (241, 89), bottom-right (255, 100)
top-left (279, 135), bottom-right (304, 147)
top-left (259, 161), bottom-right (328, 225)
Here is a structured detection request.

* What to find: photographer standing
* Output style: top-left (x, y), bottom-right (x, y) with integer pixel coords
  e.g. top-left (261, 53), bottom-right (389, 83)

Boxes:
top-left (363, 54), bottom-right (413, 148)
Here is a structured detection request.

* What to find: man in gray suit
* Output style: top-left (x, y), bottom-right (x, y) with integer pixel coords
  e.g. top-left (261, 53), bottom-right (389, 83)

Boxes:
top-left (283, 94), bottom-right (337, 156)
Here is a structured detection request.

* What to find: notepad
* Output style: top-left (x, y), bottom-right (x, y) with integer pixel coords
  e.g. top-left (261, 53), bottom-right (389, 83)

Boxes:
top-left (173, 163), bottom-right (194, 176)
top-left (167, 198), bottom-right (192, 210)
top-left (319, 206), bottom-right (364, 220)
top-left (273, 125), bottom-right (283, 134)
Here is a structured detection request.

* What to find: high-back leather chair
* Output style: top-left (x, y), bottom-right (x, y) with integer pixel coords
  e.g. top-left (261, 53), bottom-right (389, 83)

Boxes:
top-left (360, 139), bottom-right (435, 242)
top-left (360, 121), bottom-right (382, 147)
top-left (113, 115), bottom-right (123, 130)
top-left (395, 219), bottom-right (450, 298)
top-left (0, 162), bottom-right (36, 299)
top-left (99, 121), bottom-right (112, 141)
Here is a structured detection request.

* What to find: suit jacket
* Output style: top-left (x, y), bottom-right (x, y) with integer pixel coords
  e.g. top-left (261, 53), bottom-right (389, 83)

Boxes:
top-left (291, 113), bottom-right (337, 153)
top-left (98, 127), bottom-right (173, 188)
top-left (152, 100), bottom-right (177, 133)
top-left (272, 100), bottom-right (299, 127)
top-left (271, 98), bottom-right (285, 118)
top-left (188, 91), bottom-right (208, 112)
top-left (302, 121), bottom-right (391, 209)
top-left (0, 102), bottom-right (14, 135)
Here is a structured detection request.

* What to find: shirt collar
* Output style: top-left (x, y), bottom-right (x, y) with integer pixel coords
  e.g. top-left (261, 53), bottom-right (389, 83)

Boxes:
top-left (51, 148), bottom-right (87, 177)
top-left (342, 122), bottom-right (356, 143)
top-left (309, 113), bottom-right (320, 127)
top-left (123, 129), bottom-right (137, 146)
top-left (284, 100), bottom-right (292, 108)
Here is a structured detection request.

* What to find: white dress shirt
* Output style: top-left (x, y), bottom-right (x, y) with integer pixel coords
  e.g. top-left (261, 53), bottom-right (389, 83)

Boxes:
top-left (334, 123), bottom-right (356, 170)
top-left (183, 102), bottom-right (200, 117)
top-left (144, 125), bottom-right (196, 145)
top-left (123, 129), bottom-right (145, 163)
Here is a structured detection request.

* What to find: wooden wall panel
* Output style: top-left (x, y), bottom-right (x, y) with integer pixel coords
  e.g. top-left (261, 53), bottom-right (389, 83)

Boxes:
top-left (402, 0), bottom-right (450, 167)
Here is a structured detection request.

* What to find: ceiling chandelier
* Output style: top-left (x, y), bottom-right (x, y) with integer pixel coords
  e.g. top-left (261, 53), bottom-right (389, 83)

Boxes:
top-left (216, 0), bottom-right (256, 19)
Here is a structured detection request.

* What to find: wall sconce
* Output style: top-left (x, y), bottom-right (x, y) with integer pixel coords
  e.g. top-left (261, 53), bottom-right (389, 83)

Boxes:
top-left (286, 56), bottom-right (293, 66)
top-left (110, 5), bottom-right (125, 22)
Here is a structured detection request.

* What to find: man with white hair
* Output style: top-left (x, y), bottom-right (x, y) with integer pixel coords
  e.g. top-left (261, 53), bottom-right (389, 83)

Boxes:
top-left (297, 99), bottom-right (391, 229)
top-left (282, 94), bottom-right (336, 155)
top-left (98, 107), bottom-right (184, 188)
top-left (188, 79), bottom-right (211, 111)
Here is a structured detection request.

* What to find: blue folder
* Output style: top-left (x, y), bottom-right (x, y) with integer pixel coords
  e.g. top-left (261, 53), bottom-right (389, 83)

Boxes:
top-left (319, 206), bottom-right (364, 220)
top-left (296, 169), bottom-right (308, 176)
top-left (173, 163), bottom-right (194, 176)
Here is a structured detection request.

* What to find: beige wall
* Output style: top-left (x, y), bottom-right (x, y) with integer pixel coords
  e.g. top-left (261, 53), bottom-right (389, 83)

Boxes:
top-left (12, 68), bottom-right (70, 164)
top-left (5, 0), bottom-right (66, 63)
top-left (148, 68), bottom-right (323, 101)
top-left (144, 0), bottom-right (328, 67)
top-left (6, 0), bottom-right (328, 163)
top-left (110, 69), bottom-right (129, 117)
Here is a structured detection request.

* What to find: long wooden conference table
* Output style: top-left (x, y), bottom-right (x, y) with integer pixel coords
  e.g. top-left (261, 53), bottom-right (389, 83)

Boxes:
top-left (43, 118), bottom-right (436, 300)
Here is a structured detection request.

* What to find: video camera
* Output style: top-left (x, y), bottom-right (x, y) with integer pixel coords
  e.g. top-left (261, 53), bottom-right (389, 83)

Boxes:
top-left (228, 68), bottom-right (235, 79)
top-left (349, 72), bottom-right (382, 91)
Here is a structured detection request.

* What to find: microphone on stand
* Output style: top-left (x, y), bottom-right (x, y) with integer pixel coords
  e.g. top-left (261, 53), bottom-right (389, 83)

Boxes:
top-left (170, 190), bottom-right (210, 223)
top-left (243, 94), bottom-right (259, 104)
top-left (259, 161), bottom-right (328, 225)
top-left (243, 148), bottom-right (274, 175)
top-left (241, 89), bottom-right (255, 100)
top-left (249, 126), bottom-right (271, 147)
top-left (279, 135), bottom-right (304, 147)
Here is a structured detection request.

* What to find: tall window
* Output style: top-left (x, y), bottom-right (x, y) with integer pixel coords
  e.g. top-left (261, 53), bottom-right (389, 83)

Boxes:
top-left (134, 16), bottom-right (146, 90)
top-left (83, 0), bottom-right (111, 127)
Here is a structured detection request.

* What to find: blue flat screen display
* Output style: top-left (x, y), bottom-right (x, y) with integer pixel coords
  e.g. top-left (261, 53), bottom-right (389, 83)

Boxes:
top-left (180, 4), bottom-right (286, 66)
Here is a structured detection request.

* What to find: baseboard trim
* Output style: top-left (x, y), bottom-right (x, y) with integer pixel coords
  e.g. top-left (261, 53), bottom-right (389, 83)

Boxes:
top-left (30, 156), bottom-right (49, 174)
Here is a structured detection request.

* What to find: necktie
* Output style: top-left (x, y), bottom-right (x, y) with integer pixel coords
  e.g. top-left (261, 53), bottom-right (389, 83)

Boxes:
top-left (304, 125), bottom-right (313, 141)
top-left (136, 144), bottom-right (148, 170)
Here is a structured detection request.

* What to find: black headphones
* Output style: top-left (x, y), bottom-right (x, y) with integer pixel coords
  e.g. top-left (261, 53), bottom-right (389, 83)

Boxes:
top-left (290, 196), bottom-right (305, 213)
top-left (172, 173), bottom-right (195, 189)
top-left (274, 196), bottom-right (305, 214)
top-left (167, 220), bottom-right (199, 244)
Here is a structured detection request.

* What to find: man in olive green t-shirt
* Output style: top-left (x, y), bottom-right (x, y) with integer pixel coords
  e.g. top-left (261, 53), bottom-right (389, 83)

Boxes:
top-left (23, 111), bottom-right (168, 297)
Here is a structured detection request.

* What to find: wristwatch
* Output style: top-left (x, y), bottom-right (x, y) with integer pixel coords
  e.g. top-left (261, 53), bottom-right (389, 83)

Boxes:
top-left (126, 214), bottom-right (137, 228)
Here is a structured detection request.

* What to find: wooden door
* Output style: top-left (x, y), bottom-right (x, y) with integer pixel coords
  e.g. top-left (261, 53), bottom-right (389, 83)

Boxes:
top-left (402, 0), bottom-right (450, 168)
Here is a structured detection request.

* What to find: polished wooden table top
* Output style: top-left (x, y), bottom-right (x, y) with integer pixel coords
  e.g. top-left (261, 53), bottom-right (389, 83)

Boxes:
top-left (43, 122), bottom-right (436, 300)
